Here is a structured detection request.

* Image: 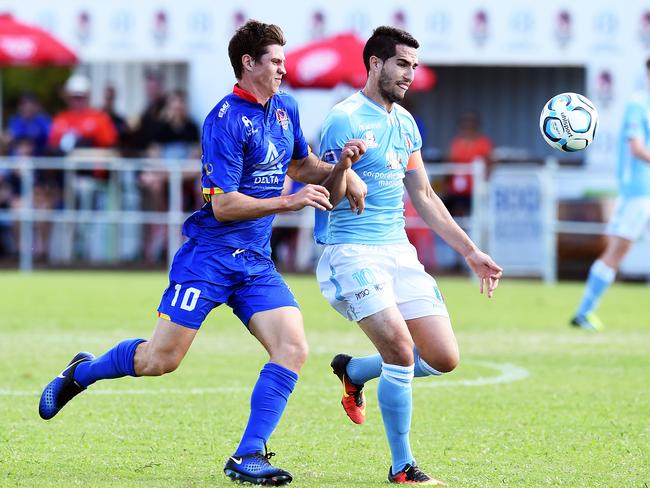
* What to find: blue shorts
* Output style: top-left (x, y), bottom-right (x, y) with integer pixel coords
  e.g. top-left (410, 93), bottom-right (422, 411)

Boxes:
top-left (157, 239), bottom-right (299, 329)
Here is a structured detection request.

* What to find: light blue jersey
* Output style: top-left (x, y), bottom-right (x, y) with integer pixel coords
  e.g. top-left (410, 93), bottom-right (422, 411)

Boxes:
top-left (617, 92), bottom-right (650, 197)
top-left (315, 91), bottom-right (422, 245)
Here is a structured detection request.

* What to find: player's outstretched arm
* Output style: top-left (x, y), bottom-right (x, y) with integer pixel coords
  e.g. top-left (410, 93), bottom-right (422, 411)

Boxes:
top-left (404, 151), bottom-right (502, 297)
top-left (211, 186), bottom-right (333, 222)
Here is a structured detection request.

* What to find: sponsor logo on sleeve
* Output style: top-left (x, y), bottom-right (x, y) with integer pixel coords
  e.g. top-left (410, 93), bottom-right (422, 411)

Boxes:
top-left (218, 101), bottom-right (230, 118)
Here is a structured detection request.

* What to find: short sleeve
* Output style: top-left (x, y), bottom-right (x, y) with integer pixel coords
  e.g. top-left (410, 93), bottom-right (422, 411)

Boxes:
top-left (623, 101), bottom-right (645, 141)
top-left (407, 114), bottom-right (423, 153)
top-left (201, 118), bottom-right (244, 196)
top-left (319, 109), bottom-right (354, 164)
top-left (285, 96), bottom-right (309, 160)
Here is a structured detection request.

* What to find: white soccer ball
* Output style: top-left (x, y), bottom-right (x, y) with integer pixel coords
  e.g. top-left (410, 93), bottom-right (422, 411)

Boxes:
top-left (539, 92), bottom-right (599, 152)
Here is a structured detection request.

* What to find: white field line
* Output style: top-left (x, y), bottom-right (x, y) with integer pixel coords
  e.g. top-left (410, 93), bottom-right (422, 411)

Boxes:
top-left (0, 360), bottom-right (528, 397)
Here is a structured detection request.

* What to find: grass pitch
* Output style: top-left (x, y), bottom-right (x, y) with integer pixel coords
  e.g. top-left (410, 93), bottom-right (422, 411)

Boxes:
top-left (0, 272), bottom-right (648, 487)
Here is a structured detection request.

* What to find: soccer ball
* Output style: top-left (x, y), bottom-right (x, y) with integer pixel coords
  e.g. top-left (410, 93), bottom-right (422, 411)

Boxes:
top-left (539, 92), bottom-right (598, 152)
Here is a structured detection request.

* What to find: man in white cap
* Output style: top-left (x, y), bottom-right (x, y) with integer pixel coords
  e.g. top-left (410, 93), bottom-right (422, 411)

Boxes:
top-left (48, 73), bottom-right (117, 153)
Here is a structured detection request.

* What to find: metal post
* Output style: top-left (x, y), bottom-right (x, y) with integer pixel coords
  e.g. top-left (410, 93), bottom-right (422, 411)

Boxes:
top-left (543, 157), bottom-right (558, 284)
top-left (19, 159), bottom-right (34, 272)
top-left (167, 160), bottom-right (183, 267)
top-left (471, 158), bottom-right (487, 251)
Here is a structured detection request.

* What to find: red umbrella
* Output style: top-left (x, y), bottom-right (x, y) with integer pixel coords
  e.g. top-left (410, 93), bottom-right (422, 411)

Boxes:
top-left (0, 13), bottom-right (77, 66)
top-left (284, 33), bottom-right (435, 92)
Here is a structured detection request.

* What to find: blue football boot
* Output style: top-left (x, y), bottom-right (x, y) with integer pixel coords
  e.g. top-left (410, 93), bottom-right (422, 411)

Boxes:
top-left (224, 445), bottom-right (292, 486)
top-left (39, 352), bottom-right (95, 420)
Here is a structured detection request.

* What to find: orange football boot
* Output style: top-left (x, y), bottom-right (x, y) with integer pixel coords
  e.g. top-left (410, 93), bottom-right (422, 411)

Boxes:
top-left (330, 353), bottom-right (366, 424)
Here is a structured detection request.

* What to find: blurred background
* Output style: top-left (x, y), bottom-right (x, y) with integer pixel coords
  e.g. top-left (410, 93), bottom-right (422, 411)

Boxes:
top-left (0, 0), bottom-right (648, 282)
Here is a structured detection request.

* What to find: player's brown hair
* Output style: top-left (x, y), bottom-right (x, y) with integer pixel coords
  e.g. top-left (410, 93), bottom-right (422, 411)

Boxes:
top-left (228, 20), bottom-right (286, 79)
top-left (363, 26), bottom-right (419, 73)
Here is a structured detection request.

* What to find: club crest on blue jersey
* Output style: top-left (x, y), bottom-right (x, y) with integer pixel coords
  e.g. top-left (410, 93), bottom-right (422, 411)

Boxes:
top-left (276, 109), bottom-right (289, 129)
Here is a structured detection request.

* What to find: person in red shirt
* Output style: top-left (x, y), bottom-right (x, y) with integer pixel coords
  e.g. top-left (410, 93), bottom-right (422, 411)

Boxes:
top-left (446, 110), bottom-right (493, 217)
top-left (49, 74), bottom-right (117, 153)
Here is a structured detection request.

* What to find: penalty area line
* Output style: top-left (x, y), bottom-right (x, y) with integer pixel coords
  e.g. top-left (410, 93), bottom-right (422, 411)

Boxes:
top-left (0, 360), bottom-right (528, 397)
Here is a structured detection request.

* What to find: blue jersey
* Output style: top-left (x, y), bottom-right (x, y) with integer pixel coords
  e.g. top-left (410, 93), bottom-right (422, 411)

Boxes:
top-left (617, 92), bottom-right (650, 197)
top-left (315, 91), bottom-right (422, 245)
top-left (182, 85), bottom-right (309, 256)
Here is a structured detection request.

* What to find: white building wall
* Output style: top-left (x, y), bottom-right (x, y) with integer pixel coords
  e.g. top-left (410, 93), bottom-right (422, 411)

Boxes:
top-left (4, 0), bottom-right (650, 169)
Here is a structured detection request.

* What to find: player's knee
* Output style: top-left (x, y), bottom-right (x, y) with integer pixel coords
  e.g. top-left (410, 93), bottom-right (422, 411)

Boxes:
top-left (419, 347), bottom-right (459, 373)
top-left (437, 351), bottom-right (460, 373)
top-left (283, 339), bottom-right (309, 369)
top-left (429, 350), bottom-right (460, 373)
top-left (140, 351), bottom-right (183, 376)
top-left (382, 340), bottom-right (414, 367)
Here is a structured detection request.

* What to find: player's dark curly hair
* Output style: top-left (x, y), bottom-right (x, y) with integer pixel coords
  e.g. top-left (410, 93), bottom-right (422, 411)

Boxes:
top-left (363, 26), bottom-right (419, 73)
top-left (228, 20), bottom-right (286, 79)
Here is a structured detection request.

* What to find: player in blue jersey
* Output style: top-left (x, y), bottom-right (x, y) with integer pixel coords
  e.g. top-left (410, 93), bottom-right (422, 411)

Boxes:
top-left (571, 58), bottom-right (650, 331)
top-left (315, 27), bottom-right (502, 485)
top-left (39, 20), bottom-right (366, 486)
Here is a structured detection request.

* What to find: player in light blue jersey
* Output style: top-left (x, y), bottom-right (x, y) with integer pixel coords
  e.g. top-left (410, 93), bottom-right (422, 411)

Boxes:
top-left (571, 58), bottom-right (650, 331)
top-left (38, 20), bottom-right (366, 486)
top-left (316, 27), bottom-right (502, 485)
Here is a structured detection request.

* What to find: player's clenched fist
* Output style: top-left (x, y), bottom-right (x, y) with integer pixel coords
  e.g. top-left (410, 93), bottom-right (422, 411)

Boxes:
top-left (338, 140), bottom-right (367, 169)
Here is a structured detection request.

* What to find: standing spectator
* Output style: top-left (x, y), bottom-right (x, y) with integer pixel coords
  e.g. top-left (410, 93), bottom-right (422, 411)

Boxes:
top-left (133, 68), bottom-right (167, 153)
top-left (149, 89), bottom-right (200, 159)
top-left (102, 85), bottom-right (130, 151)
top-left (446, 110), bottom-right (493, 217)
top-left (48, 74), bottom-right (118, 263)
top-left (140, 89), bottom-right (200, 263)
top-left (3, 92), bottom-right (51, 156)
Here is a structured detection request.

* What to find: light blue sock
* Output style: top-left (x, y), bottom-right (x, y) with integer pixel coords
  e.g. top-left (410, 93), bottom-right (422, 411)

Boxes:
top-left (73, 338), bottom-right (146, 388)
top-left (378, 362), bottom-right (415, 474)
top-left (347, 354), bottom-right (382, 384)
top-left (414, 347), bottom-right (442, 378)
top-left (234, 363), bottom-right (298, 456)
top-left (576, 260), bottom-right (615, 317)
top-left (347, 347), bottom-right (441, 383)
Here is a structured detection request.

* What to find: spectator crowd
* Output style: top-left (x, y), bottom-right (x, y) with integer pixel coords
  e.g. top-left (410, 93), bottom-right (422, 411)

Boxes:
top-left (0, 70), bottom-right (201, 263)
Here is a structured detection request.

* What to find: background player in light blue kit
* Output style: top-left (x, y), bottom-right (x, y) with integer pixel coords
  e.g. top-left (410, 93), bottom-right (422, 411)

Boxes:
top-left (315, 26), bottom-right (502, 485)
top-left (39, 20), bottom-right (366, 487)
top-left (571, 58), bottom-right (650, 331)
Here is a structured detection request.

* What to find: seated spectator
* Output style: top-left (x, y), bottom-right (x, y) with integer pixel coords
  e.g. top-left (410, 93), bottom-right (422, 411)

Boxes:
top-left (2, 92), bottom-right (51, 156)
top-left (49, 74), bottom-right (118, 154)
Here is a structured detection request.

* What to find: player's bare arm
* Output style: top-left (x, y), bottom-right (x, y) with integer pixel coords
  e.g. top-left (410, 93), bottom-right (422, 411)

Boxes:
top-left (403, 150), bottom-right (502, 297)
top-left (629, 138), bottom-right (650, 163)
top-left (211, 186), bottom-right (333, 222)
top-left (287, 139), bottom-right (367, 209)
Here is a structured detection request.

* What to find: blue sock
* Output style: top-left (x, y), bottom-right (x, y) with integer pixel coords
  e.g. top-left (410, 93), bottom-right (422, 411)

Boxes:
top-left (576, 260), bottom-right (615, 317)
top-left (73, 338), bottom-right (146, 388)
top-left (347, 354), bottom-right (382, 384)
top-left (234, 363), bottom-right (298, 456)
top-left (378, 363), bottom-right (415, 474)
top-left (414, 347), bottom-right (442, 378)
top-left (347, 347), bottom-right (441, 383)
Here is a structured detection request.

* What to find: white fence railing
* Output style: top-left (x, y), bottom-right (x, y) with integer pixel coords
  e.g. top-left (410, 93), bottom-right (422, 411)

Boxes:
top-left (1, 155), bottom-right (641, 281)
